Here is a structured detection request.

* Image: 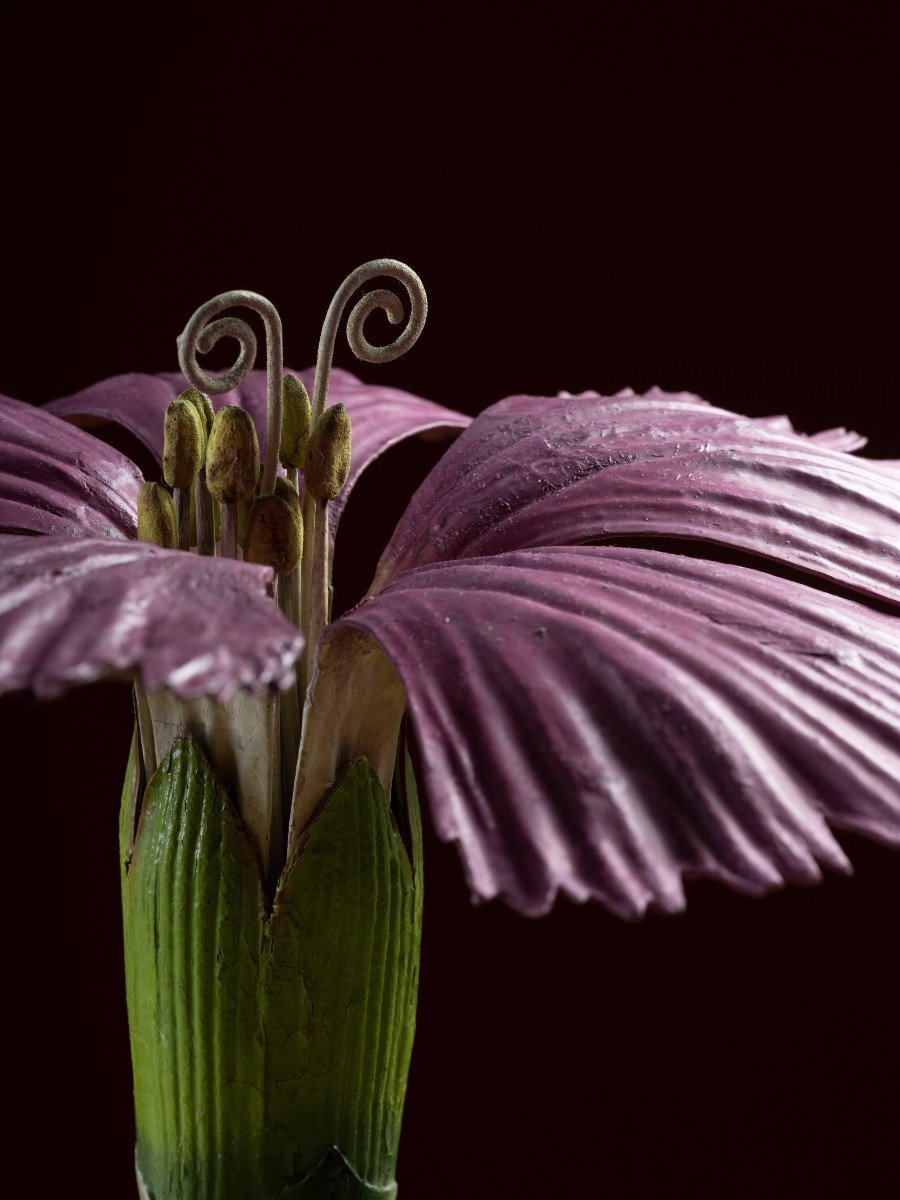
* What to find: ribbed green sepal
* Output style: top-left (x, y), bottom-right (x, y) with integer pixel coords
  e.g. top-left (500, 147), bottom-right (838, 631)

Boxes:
top-left (284, 1146), bottom-right (399, 1199)
top-left (121, 736), bottom-right (422, 1200)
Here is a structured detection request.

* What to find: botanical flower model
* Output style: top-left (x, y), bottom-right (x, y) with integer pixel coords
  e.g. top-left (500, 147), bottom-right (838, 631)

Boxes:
top-left (2, 259), bottom-right (900, 1199)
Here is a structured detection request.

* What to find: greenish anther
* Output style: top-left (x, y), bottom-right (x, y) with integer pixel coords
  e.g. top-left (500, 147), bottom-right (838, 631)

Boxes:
top-left (206, 406), bottom-right (260, 505)
top-left (279, 374), bottom-right (312, 469)
top-left (136, 482), bottom-right (177, 549)
top-left (180, 386), bottom-right (214, 438)
top-left (304, 404), bottom-right (352, 501)
top-left (274, 474), bottom-right (302, 520)
top-left (244, 494), bottom-right (303, 575)
top-left (163, 397), bottom-right (204, 489)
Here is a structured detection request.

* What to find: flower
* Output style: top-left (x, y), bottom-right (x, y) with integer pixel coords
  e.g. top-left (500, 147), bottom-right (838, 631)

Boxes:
top-left (3, 304), bottom-right (900, 910)
top-left (2, 265), bottom-right (900, 1197)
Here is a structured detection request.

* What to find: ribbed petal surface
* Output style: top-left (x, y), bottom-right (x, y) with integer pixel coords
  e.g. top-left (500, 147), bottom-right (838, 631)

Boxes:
top-left (0, 393), bottom-right (140, 537)
top-left (342, 545), bottom-right (900, 916)
top-left (0, 537), bottom-right (302, 699)
top-left (373, 388), bottom-right (900, 605)
top-left (46, 369), bottom-right (468, 533)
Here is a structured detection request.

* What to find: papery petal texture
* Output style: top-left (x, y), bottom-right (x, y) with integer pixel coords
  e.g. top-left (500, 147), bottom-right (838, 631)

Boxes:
top-left (373, 389), bottom-right (900, 605)
top-left (0, 537), bottom-right (302, 699)
top-left (46, 370), bottom-right (468, 531)
top-left (342, 545), bottom-right (900, 916)
top-left (0, 395), bottom-right (141, 538)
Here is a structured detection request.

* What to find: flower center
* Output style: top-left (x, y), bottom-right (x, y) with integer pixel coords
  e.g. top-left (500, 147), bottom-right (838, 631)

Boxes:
top-left (135, 262), bottom-right (427, 888)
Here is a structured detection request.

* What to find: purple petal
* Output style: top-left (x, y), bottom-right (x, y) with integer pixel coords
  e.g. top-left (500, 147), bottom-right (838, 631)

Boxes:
top-left (342, 545), bottom-right (900, 917)
top-left (746, 412), bottom-right (866, 451)
top-left (0, 537), bottom-right (302, 700)
top-left (45, 373), bottom-right (180, 464)
top-left (46, 370), bottom-right (260, 464)
top-left (373, 388), bottom-right (900, 605)
top-left (0, 394), bottom-right (141, 538)
top-left (47, 369), bottom-right (468, 532)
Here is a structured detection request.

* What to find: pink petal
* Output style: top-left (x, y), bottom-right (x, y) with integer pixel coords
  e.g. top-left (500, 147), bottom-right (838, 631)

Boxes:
top-left (373, 388), bottom-right (900, 605)
top-left (342, 545), bottom-right (900, 917)
top-left (0, 394), bottom-right (141, 538)
top-left (0, 537), bottom-right (302, 700)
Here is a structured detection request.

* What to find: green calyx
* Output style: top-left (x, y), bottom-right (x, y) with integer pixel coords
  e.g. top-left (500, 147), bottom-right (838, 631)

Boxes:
top-left (206, 405), bottom-right (260, 504)
top-left (137, 1147), bottom-right (397, 1200)
top-left (163, 397), bottom-right (204, 489)
top-left (121, 737), bottom-right (422, 1200)
top-left (280, 374), bottom-right (312, 469)
top-left (244, 493), bottom-right (303, 574)
top-left (304, 403), bottom-right (352, 500)
top-left (137, 482), bottom-right (178, 549)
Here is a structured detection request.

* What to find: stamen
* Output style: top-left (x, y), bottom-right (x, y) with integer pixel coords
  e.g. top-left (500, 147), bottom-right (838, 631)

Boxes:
top-left (181, 387), bottom-right (216, 556)
top-left (302, 404), bottom-right (352, 663)
top-left (236, 462), bottom-right (264, 553)
top-left (205, 406), bottom-right (260, 559)
top-left (243, 494), bottom-right (302, 576)
top-left (175, 264), bottom-right (426, 702)
top-left (280, 375), bottom-right (312, 473)
top-left (137, 482), bottom-right (178, 549)
top-left (162, 397), bottom-right (204, 551)
top-left (304, 404), bottom-right (352, 502)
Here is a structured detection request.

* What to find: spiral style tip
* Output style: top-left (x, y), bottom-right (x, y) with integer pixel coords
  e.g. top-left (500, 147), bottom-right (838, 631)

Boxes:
top-left (310, 259), bottom-right (428, 425)
top-left (178, 289), bottom-right (284, 497)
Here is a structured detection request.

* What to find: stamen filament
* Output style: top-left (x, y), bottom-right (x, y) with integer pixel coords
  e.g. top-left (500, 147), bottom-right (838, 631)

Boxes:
top-left (299, 489), bottom-right (316, 693)
top-left (220, 503), bottom-right (238, 559)
top-left (195, 473), bottom-right (215, 556)
top-left (174, 488), bottom-right (192, 551)
top-left (307, 498), bottom-right (330, 667)
top-left (281, 471), bottom-right (302, 629)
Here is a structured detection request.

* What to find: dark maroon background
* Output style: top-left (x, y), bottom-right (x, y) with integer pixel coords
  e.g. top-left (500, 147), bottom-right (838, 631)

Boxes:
top-left (2, 8), bottom-right (897, 1198)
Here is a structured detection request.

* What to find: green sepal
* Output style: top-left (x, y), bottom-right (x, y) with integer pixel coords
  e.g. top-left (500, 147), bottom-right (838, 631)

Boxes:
top-left (283, 1146), bottom-right (398, 1200)
top-left (122, 735), bottom-right (422, 1200)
